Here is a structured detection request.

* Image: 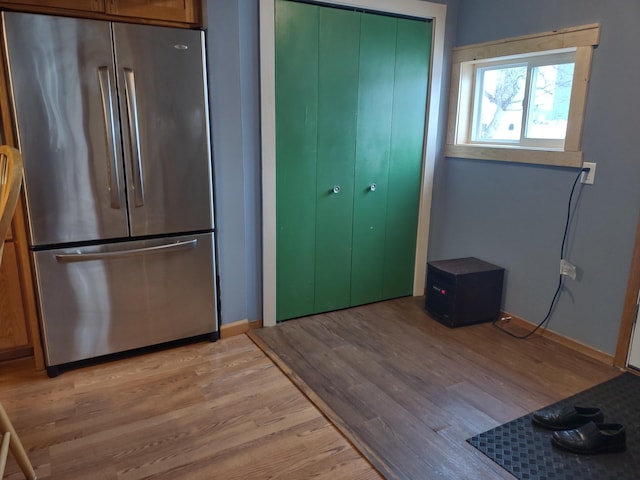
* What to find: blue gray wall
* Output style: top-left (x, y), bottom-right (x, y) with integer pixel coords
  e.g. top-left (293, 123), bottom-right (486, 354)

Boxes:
top-left (430, 0), bottom-right (640, 354)
top-left (206, 0), bottom-right (262, 326)
top-left (205, 0), bottom-right (638, 356)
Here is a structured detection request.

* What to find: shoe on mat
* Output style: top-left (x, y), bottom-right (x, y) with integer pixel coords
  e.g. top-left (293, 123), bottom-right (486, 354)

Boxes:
top-left (531, 405), bottom-right (604, 430)
top-left (551, 422), bottom-right (626, 454)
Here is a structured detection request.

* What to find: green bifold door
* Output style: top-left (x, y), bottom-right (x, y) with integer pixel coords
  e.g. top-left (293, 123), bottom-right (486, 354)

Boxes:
top-left (275, 0), bottom-right (432, 321)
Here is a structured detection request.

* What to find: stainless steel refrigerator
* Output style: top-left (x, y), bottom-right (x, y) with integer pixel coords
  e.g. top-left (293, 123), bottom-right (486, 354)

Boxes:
top-left (3, 11), bottom-right (218, 376)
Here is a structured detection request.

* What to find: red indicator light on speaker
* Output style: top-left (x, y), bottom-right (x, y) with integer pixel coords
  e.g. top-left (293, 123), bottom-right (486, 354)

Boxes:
top-left (441, 289), bottom-right (446, 294)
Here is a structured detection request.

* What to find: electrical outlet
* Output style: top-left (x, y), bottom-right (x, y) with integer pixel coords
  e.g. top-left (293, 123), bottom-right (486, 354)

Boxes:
top-left (560, 259), bottom-right (577, 280)
top-left (581, 162), bottom-right (596, 185)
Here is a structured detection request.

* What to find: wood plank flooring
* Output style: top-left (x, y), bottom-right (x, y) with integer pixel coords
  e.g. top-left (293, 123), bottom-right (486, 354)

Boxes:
top-left (0, 335), bottom-right (381, 479)
top-left (249, 296), bottom-right (621, 480)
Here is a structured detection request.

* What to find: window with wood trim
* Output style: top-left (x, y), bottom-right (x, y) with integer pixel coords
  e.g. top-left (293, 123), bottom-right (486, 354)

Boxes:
top-left (445, 24), bottom-right (599, 168)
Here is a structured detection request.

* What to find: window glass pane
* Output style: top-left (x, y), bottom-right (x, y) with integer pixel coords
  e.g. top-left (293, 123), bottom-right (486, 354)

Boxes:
top-left (473, 65), bottom-right (527, 142)
top-left (526, 62), bottom-right (575, 139)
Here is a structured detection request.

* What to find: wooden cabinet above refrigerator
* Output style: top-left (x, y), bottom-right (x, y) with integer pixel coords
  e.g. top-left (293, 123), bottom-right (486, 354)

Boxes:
top-left (0, 0), bottom-right (202, 27)
top-left (0, 203), bottom-right (44, 369)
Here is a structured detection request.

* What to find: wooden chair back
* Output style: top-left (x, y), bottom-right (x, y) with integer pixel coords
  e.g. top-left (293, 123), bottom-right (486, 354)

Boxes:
top-left (0, 145), bottom-right (23, 260)
top-left (0, 145), bottom-right (35, 479)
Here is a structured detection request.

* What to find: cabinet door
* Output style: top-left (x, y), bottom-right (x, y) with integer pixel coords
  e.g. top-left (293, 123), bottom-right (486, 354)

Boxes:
top-left (0, 241), bottom-right (29, 352)
top-left (105, 0), bottom-right (199, 24)
top-left (0, 0), bottom-right (104, 12)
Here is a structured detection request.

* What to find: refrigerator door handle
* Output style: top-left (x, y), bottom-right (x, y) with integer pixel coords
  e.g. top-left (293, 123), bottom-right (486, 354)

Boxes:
top-left (54, 239), bottom-right (198, 263)
top-left (97, 66), bottom-right (122, 209)
top-left (123, 67), bottom-right (145, 208)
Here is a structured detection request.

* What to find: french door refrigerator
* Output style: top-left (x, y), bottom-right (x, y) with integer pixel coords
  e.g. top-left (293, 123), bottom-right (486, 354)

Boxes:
top-left (3, 11), bottom-right (218, 376)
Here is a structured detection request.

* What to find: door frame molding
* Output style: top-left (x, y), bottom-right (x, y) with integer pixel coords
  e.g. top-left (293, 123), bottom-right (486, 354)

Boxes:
top-left (260, 0), bottom-right (447, 326)
top-left (614, 208), bottom-right (640, 367)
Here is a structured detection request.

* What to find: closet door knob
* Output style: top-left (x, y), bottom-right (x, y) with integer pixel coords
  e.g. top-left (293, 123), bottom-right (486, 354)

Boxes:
top-left (369, 183), bottom-right (377, 192)
top-left (332, 185), bottom-right (341, 194)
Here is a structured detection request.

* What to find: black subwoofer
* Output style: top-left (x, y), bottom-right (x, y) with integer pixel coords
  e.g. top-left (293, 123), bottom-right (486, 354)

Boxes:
top-left (425, 257), bottom-right (505, 328)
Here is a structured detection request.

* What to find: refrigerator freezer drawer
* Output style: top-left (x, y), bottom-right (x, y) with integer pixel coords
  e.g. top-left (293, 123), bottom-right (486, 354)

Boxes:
top-left (33, 233), bottom-right (217, 367)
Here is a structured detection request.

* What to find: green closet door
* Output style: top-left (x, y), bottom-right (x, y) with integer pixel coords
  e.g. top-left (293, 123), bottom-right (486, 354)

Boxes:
top-left (314, 8), bottom-right (360, 313)
top-left (350, 13), bottom-right (397, 306)
top-left (275, 0), bottom-right (432, 321)
top-left (275, 0), bottom-right (318, 321)
top-left (383, 19), bottom-right (433, 299)
top-left (350, 15), bottom-right (432, 306)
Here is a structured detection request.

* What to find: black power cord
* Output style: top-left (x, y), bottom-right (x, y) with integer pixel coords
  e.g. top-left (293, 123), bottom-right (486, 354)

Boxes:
top-left (493, 166), bottom-right (591, 339)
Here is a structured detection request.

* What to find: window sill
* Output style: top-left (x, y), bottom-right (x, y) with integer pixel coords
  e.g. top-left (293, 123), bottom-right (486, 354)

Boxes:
top-left (445, 144), bottom-right (583, 168)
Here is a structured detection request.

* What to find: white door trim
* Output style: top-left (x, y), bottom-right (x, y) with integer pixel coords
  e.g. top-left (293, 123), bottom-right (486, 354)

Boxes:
top-left (627, 289), bottom-right (640, 368)
top-left (260, 0), bottom-right (447, 326)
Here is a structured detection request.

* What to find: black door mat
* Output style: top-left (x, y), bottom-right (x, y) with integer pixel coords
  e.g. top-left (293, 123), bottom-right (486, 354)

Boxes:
top-left (467, 372), bottom-right (640, 480)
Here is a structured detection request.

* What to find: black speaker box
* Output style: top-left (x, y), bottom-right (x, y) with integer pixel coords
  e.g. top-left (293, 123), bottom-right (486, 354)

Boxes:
top-left (425, 257), bottom-right (505, 328)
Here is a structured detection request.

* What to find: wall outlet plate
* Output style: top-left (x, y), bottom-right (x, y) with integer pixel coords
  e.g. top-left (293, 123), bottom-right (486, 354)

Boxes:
top-left (560, 259), bottom-right (577, 279)
top-left (581, 162), bottom-right (596, 185)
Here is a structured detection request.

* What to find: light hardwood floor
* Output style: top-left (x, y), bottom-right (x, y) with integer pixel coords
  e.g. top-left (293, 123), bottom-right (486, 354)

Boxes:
top-left (0, 335), bottom-right (381, 480)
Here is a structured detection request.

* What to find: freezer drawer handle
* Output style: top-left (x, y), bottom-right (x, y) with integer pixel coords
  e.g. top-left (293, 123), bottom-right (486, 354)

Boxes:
top-left (55, 239), bottom-right (198, 263)
top-left (97, 66), bottom-right (122, 209)
top-left (123, 68), bottom-right (145, 208)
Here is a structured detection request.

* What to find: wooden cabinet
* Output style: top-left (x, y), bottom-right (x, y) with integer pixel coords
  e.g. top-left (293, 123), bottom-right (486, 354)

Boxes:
top-left (1, 0), bottom-right (104, 12)
top-left (0, 206), bottom-right (44, 368)
top-left (105, 0), bottom-right (200, 24)
top-left (0, 239), bottom-right (31, 360)
top-left (0, 0), bottom-right (202, 26)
